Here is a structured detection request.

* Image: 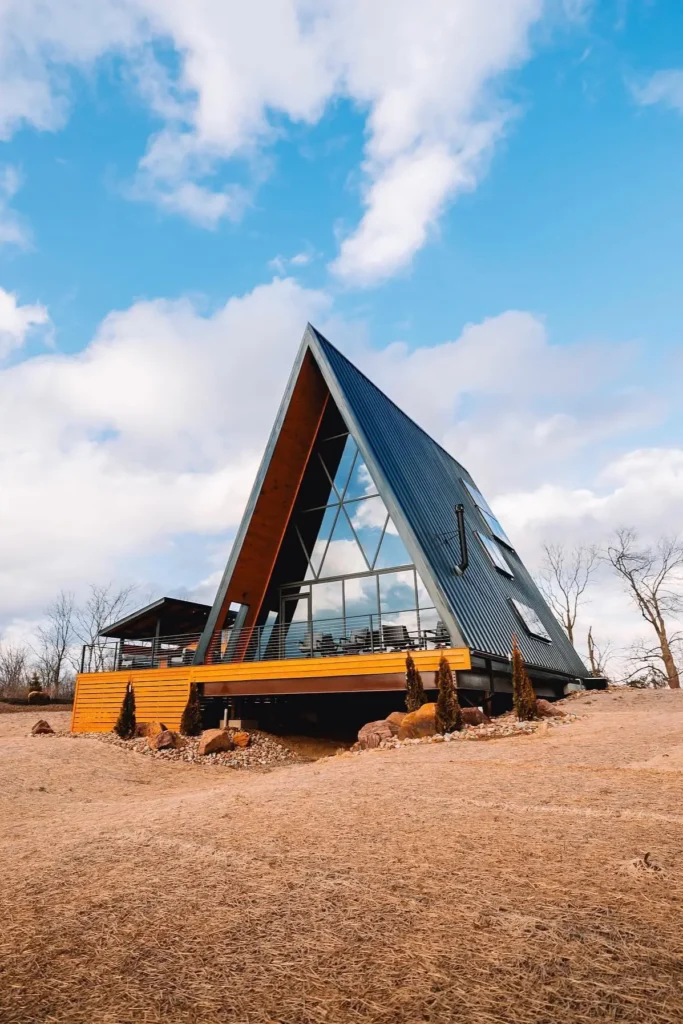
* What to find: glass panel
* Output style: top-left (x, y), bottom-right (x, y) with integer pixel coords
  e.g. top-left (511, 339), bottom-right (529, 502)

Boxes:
top-left (311, 580), bottom-right (344, 622)
top-left (463, 478), bottom-right (494, 516)
top-left (480, 508), bottom-right (513, 549)
top-left (375, 518), bottom-right (412, 569)
top-left (415, 569), bottom-right (433, 609)
top-left (318, 510), bottom-right (368, 578)
top-left (298, 504), bottom-right (340, 576)
top-left (320, 434), bottom-right (356, 499)
top-left (477, 532), bottom-right (514, 576)
top-left (379, 570), bottom-right (417, 613)
top-left (344, 455), bottom-right (378, 500)
top-left (511, 599), bottom-right (552, 641)
top-left (345, 496), bottom-right (387, 567)
top-left (343, 575), bottom-right (379, 620)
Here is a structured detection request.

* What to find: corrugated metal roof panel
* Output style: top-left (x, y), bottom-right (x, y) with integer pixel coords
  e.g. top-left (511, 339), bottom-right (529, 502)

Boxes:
top-left (309, 326), bottom-right (588, 677)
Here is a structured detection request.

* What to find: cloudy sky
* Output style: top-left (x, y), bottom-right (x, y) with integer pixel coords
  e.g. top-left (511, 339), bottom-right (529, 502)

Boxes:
top-left (1, 0), bottom-right (682, 670)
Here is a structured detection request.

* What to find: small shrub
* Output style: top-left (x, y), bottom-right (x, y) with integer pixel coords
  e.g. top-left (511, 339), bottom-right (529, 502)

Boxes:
top-left (405, 653), bottom-right (427, 713)
top-left (180, 682), bottom-right (203, 736)
top-left (512, 637), bottom-right (537, 720)
top-left (114, 683), bottom-right (136, 739)
top-left (435, 654), bottom-right (462, 733)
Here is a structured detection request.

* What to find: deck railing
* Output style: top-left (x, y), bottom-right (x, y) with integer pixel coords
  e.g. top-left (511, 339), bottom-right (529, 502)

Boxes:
top-left (80, 607), bottom-right (450, 673)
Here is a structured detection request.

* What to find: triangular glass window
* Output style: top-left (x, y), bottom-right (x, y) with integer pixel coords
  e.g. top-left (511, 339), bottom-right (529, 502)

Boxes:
top-left (344, 496), bottom-right (387, 568)
top-left (344, 454), bottom-right (379, 500)
top-left (318, 508), bottom-right (368, 578)
top-left (297, 504), bottom-right (339, 577)
top-left (319, 434), bottom-right (356, 500)
top-left (375, 518), bottom-right (412, 569)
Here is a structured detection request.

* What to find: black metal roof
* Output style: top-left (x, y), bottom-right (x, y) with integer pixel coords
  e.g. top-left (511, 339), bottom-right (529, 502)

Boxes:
top-left (199, 324), bottom-right (588, 678)
top-left (101, 597), bottom-right (216, 640)
top-left (308, 326), bottom-right (588, 677)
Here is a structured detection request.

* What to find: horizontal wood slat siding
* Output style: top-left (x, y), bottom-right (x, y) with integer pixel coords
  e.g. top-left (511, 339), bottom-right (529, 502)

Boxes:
top-left (71, 671), bottom-right (191, 734)
top-left (71, 648), bottom-right (470, 732)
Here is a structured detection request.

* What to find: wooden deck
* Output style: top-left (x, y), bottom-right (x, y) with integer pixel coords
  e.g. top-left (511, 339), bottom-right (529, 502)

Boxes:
top-left (71, 647), bottom-right (471, 733)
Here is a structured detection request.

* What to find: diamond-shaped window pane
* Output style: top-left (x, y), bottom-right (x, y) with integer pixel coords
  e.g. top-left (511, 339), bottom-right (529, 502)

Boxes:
top-left (345, 496), bottom-right (388, 568)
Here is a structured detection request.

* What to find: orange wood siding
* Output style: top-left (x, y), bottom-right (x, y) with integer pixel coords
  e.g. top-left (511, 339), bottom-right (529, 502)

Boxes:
top-left (211, 351), bottom-right (329, 642)
top-left (71, 670), bottom-right (192, 734)
top-left (71, 648), bottom-right (471, 732)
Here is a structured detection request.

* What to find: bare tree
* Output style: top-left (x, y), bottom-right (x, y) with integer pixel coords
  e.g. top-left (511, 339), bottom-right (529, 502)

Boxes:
top-left (0, 644), bottom-right (30, 699)
top-left (537, 542), bottom-right (599, 645)
top-left (606, 529), bottom-right (683, 689)
top-left (34, 590), bottom-right (75, 695)
top-left (71, 583), bottom-right (136, 672)
top-left (586, 626), bottom-right (612, 679)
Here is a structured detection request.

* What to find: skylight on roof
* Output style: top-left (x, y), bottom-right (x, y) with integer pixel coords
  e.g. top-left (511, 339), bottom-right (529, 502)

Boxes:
top-left (462, 479), bottom-right (513, 549)
top-left (477, 532), bottom-right (514, 577)
top-left (511, 599), bottom-right (552, 642)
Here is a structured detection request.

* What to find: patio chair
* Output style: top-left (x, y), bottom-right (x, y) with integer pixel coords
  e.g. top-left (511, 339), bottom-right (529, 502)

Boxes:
top-left (381, 624), bottom-right (420, 651)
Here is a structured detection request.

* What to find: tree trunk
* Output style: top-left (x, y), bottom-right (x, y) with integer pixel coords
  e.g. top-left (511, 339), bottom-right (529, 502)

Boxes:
top-left (660, 634), bottom-right (680, 689)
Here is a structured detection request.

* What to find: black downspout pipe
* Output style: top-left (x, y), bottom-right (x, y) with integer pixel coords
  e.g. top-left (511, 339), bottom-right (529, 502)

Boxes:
top-left (454, 503), bottom-right (469, 576)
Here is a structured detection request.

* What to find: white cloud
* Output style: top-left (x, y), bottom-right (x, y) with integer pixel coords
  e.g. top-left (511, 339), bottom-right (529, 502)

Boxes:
top-left (632, 69), bottom-right (683, 114)
top-left (0, 287), bottom-right (49, 359)
top-left (0, 277), bottom-right (330, 621)
top-left (0, 166), bottom-right (30, 248)
top-left (0, 0), bottom-right (557, 276)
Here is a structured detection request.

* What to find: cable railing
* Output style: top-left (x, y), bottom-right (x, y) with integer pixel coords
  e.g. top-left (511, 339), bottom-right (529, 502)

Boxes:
top-left (80, 607), bottom-right (451, 673)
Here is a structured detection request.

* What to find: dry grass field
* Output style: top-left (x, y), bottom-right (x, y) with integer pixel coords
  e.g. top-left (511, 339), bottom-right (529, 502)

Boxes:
top-left (1, 688), bottom-right (683, 1024)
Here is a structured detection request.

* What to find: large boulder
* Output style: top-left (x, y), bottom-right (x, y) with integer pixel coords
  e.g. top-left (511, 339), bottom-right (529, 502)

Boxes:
top-left (397, 703), bottom-right (437, 740)
top-left (197, 729), bottom-right (234, 756)
top-left (232, 730), bottom-right (250, 749)
top-left (536, 699), bottom-right (566, 719)
top-left (136, 720), bottom-right (167, 738)
top-left (461, 707), bottom-right (489, 726)
top-left (357, 720), bottom-right (394, 750)
top-left (148, 729), bottom-right (186, 751)
top-left (31, 719), bottom-right (54, 736)
top-left (385, 711), bottom-right (406, 736)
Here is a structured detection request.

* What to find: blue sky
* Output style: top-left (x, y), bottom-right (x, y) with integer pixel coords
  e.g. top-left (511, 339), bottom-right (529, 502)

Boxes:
top-left (0, 0), bottom-right (682, 666)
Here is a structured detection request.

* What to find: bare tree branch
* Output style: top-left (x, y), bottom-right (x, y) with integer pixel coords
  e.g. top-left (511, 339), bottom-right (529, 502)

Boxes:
top-left (34, 590), bottom-right (75, 695)
top-left (605, 529), bottom-right (683, 689)
top-left (0, 644), bottom-right (31, 699)
top-left (536, 542), bottom-right (599, 645)
top-left (71, 583), bottom-right (136, 672)
top-left (586, 626), bottom-right (613, 679)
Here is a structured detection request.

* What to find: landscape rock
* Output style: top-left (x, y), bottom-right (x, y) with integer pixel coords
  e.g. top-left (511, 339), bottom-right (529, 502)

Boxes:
top-left (461, 707), bottom-right (489, 726)
top-left (536, 699), bottom-right (566, 719)
top-left (385, 711), bottom-right (406, 735)
top-left (398, 702), bottom-right (437, 740)
top-left (136, 720), bottom-right (167, 738)
top-left (31, 719), bottom-right (54, 736)
top-left (232, 730), bottom-right (251, 749)
top-left (197, 729), bottom-right (234, 756)
top-left (149, 729), bottom-right (186, 751)
top-left (358, 720), bottom-right (394, 750)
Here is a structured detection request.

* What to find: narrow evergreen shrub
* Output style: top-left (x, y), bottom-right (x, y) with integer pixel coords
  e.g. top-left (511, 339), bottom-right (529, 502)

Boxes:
top-left (435, 654), bottom-right (462, 733)
top-left (114, 683), bottom-right (136, 739)
top-left (180, 682), bottom-right (203, 736)
top-left (512, 637), bottom-right (537, 720)
top-left (405, 653), bottom-right (427, 713)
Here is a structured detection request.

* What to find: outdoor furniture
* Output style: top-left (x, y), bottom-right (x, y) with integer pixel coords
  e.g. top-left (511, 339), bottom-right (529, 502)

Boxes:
top-left (423, 620), bottom-right (450, 648)
top-left (298, 632), bottom-right (340, 657)
top-left (381, 624), bottom-right (420, 651)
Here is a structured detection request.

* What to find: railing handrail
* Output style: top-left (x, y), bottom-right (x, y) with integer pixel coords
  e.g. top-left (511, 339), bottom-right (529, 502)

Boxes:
top-left (80, 606), bottom-right (448, 673)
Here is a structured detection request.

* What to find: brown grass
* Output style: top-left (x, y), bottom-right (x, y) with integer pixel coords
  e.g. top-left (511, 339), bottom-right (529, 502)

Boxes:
top-left (1, 689), bottom-right (683, 1023)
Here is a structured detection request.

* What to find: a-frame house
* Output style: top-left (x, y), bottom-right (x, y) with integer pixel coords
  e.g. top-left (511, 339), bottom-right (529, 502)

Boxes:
top-left (72, 326), bottom-right (590, 735)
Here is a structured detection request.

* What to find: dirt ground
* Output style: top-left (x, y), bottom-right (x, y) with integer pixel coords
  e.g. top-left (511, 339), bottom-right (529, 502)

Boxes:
top-left (1, 688), bottom-right (682, 1024)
